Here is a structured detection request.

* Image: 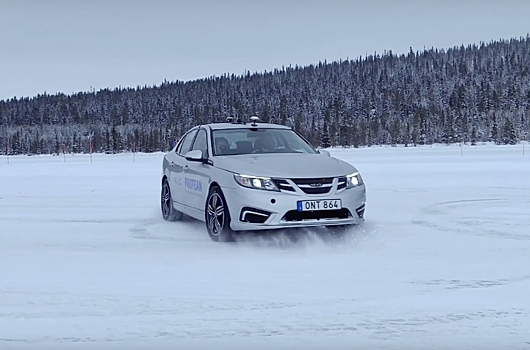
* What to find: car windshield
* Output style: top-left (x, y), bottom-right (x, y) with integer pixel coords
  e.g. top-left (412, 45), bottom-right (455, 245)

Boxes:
top-left (212, 128), bottom-right (317, 156)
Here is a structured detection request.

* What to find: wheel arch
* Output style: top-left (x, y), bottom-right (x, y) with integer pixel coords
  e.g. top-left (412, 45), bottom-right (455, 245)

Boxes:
top-left (208, 181), bottom-right (220, 192)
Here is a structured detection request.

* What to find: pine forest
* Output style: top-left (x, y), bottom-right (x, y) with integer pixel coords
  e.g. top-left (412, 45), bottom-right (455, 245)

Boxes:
top-left (1, 36), bottom-right (529, 155)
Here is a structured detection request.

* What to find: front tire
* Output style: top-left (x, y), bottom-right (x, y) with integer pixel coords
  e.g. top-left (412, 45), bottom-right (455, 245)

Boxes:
top-left (205, 186), bottom-right (235, 242)
top-left (161, 178), bottom-right (183, 221)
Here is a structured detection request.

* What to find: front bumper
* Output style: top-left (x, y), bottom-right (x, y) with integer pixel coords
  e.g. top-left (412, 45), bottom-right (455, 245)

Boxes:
top-left (222, 178), bottom-right (366, 231)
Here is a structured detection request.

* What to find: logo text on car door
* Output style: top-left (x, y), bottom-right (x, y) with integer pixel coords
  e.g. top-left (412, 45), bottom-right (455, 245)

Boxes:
top-left (184, 177), bottom-right (203, 192)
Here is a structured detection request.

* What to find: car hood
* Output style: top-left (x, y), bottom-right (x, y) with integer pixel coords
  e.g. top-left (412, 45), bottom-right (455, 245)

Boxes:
top-left (213, 153), bottom-right (357, 178)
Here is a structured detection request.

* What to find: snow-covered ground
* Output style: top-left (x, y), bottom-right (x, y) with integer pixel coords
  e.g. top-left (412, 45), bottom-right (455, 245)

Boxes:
top-left (1, 143), bottom-right (529, 350)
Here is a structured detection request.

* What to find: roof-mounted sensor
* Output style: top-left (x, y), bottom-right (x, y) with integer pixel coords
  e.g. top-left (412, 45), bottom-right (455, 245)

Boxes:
top-left (249, 116), bottom-right (260, 126)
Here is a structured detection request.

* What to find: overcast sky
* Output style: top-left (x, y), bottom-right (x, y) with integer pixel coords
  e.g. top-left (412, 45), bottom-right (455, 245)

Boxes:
top-left (1, 0), bottom-right (529, 101)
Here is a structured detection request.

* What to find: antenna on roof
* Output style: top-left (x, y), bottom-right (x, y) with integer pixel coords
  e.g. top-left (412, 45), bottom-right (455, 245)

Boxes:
top-left (249, 116), bottom-right (260, 126)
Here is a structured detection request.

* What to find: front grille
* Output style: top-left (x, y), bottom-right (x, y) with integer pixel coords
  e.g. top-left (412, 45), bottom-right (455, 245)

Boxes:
top-left (282, 208), bottom-right (352, 222)
top-left (291, 177), bottom-right (334, 195)
top-left (240, 207), bottom-right (271, 224)
top-left (337, 177), bottom-right (347, 190)
top-left (272, 178), bottom-right (296, 192)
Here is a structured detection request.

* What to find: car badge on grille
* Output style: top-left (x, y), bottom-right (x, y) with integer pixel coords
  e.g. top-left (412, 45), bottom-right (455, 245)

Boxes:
top-left (309, 183), bottom-right (322, 187)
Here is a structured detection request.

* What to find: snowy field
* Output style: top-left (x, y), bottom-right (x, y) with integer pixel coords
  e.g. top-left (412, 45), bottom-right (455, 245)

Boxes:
top-left (1, 143), bottom-right (529, 350)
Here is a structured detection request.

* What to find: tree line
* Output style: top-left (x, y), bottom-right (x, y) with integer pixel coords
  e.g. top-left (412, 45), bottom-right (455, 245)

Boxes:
top-left (1, 35), bottom-right (529, 155)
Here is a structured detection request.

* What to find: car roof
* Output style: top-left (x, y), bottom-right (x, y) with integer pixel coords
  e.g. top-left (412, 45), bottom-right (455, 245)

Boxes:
top-left (206, 122), bottom-right (292, 131)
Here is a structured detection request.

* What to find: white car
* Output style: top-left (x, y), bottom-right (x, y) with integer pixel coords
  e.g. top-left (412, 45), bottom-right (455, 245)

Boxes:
top-left (161, 117), bottom-right (366, 242)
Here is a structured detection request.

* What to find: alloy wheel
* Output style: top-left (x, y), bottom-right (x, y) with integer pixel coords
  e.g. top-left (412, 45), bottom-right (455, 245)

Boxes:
top-left (207, 192), bottom-right (225, 235)
top-left (162, 182), bottom-right (171, 217)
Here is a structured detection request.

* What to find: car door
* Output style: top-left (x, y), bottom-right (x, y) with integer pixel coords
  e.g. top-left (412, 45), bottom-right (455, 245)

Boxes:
top-left (183, 128), bottom-right (212, 212)
top-left (170, 129), bottom-right (198, 210)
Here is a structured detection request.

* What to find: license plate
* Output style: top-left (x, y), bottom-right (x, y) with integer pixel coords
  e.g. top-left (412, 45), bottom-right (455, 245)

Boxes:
top-left (297, 199), bottom-right (342, 211)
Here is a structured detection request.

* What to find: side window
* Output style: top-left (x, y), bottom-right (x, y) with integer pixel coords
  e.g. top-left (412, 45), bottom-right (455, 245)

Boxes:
top-left (177, 130), bottom-right (198, 155)
top-left (191, 129), bottom-right (208, 157)
top-left (175, 137), bottom-right (184, 153)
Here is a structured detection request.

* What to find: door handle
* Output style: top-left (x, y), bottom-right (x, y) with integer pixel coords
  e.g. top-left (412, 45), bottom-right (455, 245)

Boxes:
top-left (184, 165), bottom-right (189, 170)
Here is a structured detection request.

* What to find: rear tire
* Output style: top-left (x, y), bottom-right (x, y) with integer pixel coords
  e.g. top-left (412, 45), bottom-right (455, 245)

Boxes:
top-left (205, 186), bottom-right (235, 242)
top-left (161, 178), bottom-right (183, 222)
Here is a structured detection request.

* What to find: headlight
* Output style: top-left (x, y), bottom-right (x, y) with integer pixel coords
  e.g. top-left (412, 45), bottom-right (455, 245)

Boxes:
top-left (346, 172), bottom-right (363, 188)
top-left (234, 174), bottom-right (280, 191)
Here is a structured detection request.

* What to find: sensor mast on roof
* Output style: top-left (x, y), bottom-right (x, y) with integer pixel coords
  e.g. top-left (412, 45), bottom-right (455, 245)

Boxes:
top-left (249, 116), bottom-right (260, 126)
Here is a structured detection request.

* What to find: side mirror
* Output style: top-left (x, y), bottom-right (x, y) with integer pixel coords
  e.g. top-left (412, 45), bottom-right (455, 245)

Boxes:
top-left (319, 149), bottom-right (330, 156)
top-left (185, 150), bottom-right (204, 162)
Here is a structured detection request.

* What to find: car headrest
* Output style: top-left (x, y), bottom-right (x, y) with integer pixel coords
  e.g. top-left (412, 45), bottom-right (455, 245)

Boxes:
top-left (215, 137), bottom-right (230, 154)
top-left (236, 141), bottom-right (253, 154)
top-left (215, 137), bottom-right (229, 146)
